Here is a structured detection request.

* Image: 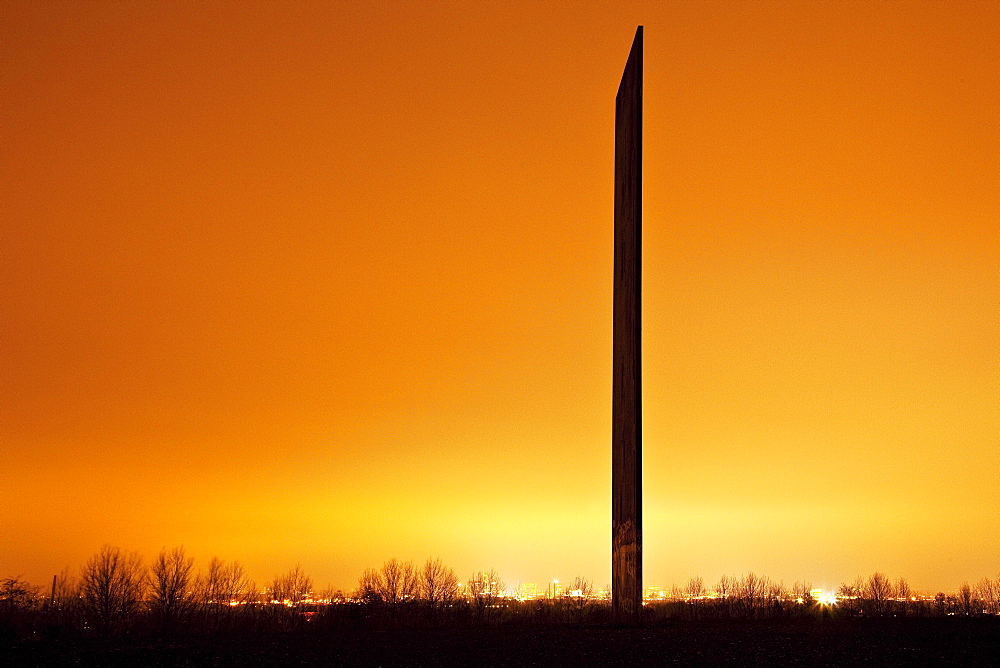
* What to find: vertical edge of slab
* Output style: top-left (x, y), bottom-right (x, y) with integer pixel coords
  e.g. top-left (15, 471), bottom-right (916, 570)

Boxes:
top-left (612, 25), bottom-right (643, 627)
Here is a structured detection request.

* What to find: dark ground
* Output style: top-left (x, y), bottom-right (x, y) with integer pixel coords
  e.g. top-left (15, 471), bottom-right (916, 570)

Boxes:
top-left (4, 618), bottom-right (999, 666)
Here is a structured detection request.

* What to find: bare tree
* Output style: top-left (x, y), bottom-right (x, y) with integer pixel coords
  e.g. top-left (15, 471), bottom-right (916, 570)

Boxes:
top-left (864, 572), bottom-right (892, 616)
top-left (382, 559), bottom-right (418, 606)
top-left (0, 576), bottom-right (39, 635)
top-left (933, 591), bottom-right (949, 616)
top-left (670, 583), bottom-right (684, 601)
top-left (421, 558), bottom-right (458, 610)
top-left (196, 556), bottom-right (256, 633)
top-left (957, 581), bottom-right (975, 616)
top-left (975, 576), bottom-right (999, 615)
top-left (686, 575), bottom-right (705, 600)
top-left (894, 577), bottom-right (912, 616)
top-left (979, 576), bottom-right (999, 615)
top-left (200, 557), bottom-right (256, 605)
top-left (468, 569), bottom-right (505, 622)
top-left (80, 545), bottom-right (146, 635)
top-left (736, 572), bottom-right (769, 618)
top-left (52, 567), bottom-right (79, 606)
top-left (715, 574), bottom-right (736, 617)
top-left (468, 569), bottom-right (505, 599)
top-left (357, 568), bottom-right (382, 602)
top-left (895, 577), bottom-right (911, 601)
top-left (569, 575), bottom-right (594, 616)
top-left (792, 580), bottom-right (814, 605)
top-left (837, 575), bottom-right (865, 614)
top-left (269, 565), bottom-right (312, 605)
top-left (570, 575), bottom-right (594, 599)
top-left (149, 546), bottom-right (195, 633)
top-left (837, 576), bottom-right (862, 599)
top-left (357, 559), bottom-right (419, 621)
top-left (41, 567), bottom-right (82, 630)
top-left (0, 576), bottom-right (38, 609)
top-left (683, 576), bottom-right (705, 619)
top-left (316, 584), bottom-right (345, 603)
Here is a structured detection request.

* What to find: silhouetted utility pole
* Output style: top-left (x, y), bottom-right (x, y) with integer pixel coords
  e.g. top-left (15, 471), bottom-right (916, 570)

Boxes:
top-left (613, 25), bottom-right (643, 627)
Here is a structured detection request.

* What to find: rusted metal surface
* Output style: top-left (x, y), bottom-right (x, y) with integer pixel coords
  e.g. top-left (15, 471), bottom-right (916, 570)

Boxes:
top-left (612, 25), bottom-right (643, 627)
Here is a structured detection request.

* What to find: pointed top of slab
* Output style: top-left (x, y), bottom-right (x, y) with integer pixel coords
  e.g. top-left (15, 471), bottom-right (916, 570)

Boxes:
top-left (617, 27), bottom-right (643, 102)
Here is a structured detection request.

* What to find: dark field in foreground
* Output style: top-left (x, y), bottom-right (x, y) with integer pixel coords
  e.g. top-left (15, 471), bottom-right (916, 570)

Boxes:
top-left (5, 618), bottom-right (999, 666)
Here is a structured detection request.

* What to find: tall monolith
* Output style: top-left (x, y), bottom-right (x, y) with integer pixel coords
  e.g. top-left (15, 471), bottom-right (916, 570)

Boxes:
top-left (612, 25), bottom-right (643, 627)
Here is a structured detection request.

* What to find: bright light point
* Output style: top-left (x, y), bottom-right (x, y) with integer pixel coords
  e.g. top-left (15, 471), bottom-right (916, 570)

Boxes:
top-left (819, 593), bottom-right (838, 606)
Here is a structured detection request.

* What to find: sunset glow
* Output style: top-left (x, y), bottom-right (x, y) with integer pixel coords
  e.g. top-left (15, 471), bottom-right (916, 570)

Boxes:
top-left (2, 1), bottom-right (997, 595)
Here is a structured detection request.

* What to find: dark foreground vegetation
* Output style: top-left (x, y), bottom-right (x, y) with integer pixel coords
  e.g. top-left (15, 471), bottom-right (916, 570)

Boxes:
top-left (3, 546), bottom-right (999, 664)
top-left (4, 617), bottom-right (999, 666)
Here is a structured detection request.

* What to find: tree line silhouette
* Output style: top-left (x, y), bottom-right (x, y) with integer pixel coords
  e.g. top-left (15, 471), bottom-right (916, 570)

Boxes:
top-left (2, 545), bottom-right (999, 643)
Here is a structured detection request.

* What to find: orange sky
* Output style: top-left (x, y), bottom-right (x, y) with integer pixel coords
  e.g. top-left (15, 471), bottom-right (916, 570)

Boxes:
top-left (3, 1), bottom-right (997, 594)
